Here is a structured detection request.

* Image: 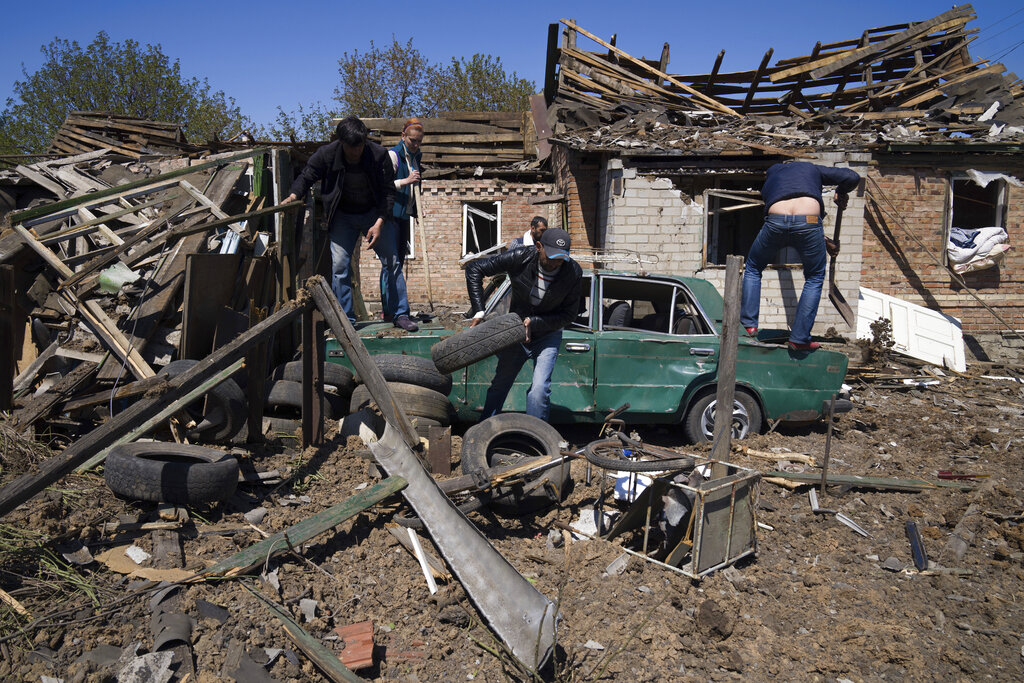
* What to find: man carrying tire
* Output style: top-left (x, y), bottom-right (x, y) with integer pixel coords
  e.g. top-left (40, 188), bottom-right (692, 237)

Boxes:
top-left (466, 228), bottom-right (582, 421)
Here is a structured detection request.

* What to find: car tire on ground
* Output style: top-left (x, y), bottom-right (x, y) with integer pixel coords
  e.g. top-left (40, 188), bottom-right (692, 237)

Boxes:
top-left (158, 360), bottom-right (246, 443)
top-left (264, 416), bottom-right (301, 437)
top-left (350, 382), bottom-right (452, 425)
top-left (104, 443), bottom-right (238, 505)
top-left (265, 380), bottom-right (337, 420)
top-left (364, 354), bottom-right (453, 395)
top-left (683, 389), bottom-right (763, 444)
top-left (271, 361), bottom-right (355, 395)
top-left (430, 313), bottom-right (526, 375)
top-left (460, 413), bottom-right (572, 514)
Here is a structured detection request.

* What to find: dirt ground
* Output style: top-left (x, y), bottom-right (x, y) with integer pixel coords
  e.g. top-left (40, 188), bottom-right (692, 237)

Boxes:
top-left (2, 344), bottom-right (1024, 682)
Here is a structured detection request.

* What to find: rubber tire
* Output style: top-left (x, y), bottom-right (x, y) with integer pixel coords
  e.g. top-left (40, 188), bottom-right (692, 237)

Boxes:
top-left (683, 389), bottom-right (763, 444)
top-left (461, 413), bottom-right (572, 514)
top-left (158, 360), bottom-right (246, 443)
top-left (350, 382), bottom-right (452, 425)
top-left (271, 361), bottom-right (355, 394)
top-left (366, 354), bottom-right (453, 395)
top-left (430, 313), bottom-right (526, 375)
top-left (264, 416), bottom-right (301, 437)
top-left (104, 443), bottom-right (238, 505)
top-left (265, 380), bottom-right (336, 420)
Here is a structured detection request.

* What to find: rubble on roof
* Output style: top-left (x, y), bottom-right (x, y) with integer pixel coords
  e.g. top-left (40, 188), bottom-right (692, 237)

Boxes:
top-left (548, 4), bottom-right (1024, 155)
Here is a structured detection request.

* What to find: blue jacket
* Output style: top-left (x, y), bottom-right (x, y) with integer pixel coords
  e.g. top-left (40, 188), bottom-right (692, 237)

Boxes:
top-left (390, 140), bottom-right (422, 220)
top-left (761, 162), bottom-right (860, 217)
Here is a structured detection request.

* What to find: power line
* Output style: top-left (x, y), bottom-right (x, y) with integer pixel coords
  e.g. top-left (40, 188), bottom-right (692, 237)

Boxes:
top-left (974, 16), bottom-right (1024, 46)
top-left (978, 6), bottom-right (1024, 33)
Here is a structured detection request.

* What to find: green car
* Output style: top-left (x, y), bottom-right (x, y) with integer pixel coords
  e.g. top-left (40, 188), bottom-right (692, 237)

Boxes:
top-left (327, 269), bottom-right (850, 443)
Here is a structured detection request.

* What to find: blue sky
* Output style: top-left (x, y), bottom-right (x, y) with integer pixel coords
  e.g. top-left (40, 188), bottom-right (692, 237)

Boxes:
top-left (2, 1), bottom-right (1022, 130)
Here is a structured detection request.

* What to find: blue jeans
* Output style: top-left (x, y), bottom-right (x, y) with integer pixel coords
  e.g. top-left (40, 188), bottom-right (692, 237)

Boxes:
top-left (328, 211), bottom-right (410, 322)
top-left (482, 329), bottom-right (562, 421)
top-left (740, 214), bottom-right (827, 345)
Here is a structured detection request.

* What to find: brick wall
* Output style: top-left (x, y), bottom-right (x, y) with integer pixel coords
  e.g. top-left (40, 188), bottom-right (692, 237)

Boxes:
top-left (356, 179), bottom-right (560, 312)
top-left (551, 145), bottom-right (600, 249)
top-left (863, 162), bottom-right (1024, 341)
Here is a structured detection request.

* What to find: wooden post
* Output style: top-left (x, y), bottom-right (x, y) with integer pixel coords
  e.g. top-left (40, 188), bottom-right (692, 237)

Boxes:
top-left (308, 276), bottom-right (421, 451)
top-left (245, 302), bottom-right (268, 444)
top-left (301, 308), bottom-right (325, 447)
top-left (0, 266), bottom-right (13, 411)
top-left (711, 255), bottom-right (743, 477)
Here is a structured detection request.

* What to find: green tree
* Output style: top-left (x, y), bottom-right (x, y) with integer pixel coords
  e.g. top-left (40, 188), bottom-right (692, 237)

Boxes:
top-left (426, 54), bottom-right (536, 114)
top-left (0, 32), bottom-right (251, 154)
top-left (261, 101), bottom-right (339, 142)
top-left (335, 37), bottom-right (430, 119)
top-left (333, 37), bottom-right (537, 121)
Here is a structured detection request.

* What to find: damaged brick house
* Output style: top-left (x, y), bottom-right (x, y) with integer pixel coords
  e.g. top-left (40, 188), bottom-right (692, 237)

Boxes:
top-left (536, 5), bottom-right (1024, 362)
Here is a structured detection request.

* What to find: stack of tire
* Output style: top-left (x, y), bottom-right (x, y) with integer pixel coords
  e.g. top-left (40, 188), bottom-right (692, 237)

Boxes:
top-left (263, 361), bottom-right (356, 436)
top-left (350, 354), bottom-right (454, 436)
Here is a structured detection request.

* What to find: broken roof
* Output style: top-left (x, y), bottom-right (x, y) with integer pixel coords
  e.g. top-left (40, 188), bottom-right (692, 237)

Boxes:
top-left (546, 4), bottom-right (1024, 156)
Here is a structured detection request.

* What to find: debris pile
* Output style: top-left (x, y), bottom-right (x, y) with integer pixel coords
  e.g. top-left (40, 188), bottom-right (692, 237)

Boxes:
top-left (548, 5), bottom-right (1024, 154)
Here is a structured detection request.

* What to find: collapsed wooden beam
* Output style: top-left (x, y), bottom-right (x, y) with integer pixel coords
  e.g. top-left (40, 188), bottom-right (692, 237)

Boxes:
top-left (8, 148), bottom-right (267, 226)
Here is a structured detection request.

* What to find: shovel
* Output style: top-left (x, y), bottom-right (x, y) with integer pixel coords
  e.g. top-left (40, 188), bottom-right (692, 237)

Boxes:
top-left (827, 202), bottom-right (856, 327)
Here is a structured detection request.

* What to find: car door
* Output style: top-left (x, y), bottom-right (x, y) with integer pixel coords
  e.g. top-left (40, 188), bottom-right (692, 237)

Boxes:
top-left (593, 275), bottom-right (718, 423)
top-left (462, 275), bottom-right (597, 421)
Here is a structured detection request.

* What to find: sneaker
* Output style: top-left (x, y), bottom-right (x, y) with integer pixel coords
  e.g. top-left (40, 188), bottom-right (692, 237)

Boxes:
top-left (787, 340), bottom-right (820, 351)
top-left (744, 327), bottom-right (758, 337)
top-left (394, 315), bottom-right (419, 332)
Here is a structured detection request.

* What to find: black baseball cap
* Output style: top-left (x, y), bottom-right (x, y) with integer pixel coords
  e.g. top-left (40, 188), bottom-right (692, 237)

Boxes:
top-left (538, 227), bottom-right (571, 260)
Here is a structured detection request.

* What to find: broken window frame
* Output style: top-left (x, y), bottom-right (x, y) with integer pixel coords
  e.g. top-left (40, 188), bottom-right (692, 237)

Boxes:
top-left (702, 184), bottom-right (804, 268)
top-left (461, 201), bottom-right (501, 258)
top-left (944, 173), bottom-right (1008, 266)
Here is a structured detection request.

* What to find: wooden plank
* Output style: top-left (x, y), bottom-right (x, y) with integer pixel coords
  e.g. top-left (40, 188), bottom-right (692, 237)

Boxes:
top-left (41, 196), bottom-right (174, 245)
top-left (771, 7), bottom-right (972, 82)
top-left (14, 165), bottom-right (66, 197)
top-left (63, 374), bottom-right (163, 412)
top-left (9, 148), bottom-right (264, 225)
top-left (560, 19), bottom-right (739, 116)
top-left (0, 266), bottom-right (14, 410)
top-left (11, 361), bottom-right (98, 432)
top-left (72, 296), bottom-right (155, 380)
top-left (897, 63), bottom-right (1004, 108)
top-left (247, 585), bottom-right (365, 683)
top-left (180, 254), bottom-right (242, 360)
top-left (204, 475), bottom-right (408, 576)
top-left (764, 471), bottom-right (974, 491)
top-left (301, 308), bottom-right (325, 447)
top-left (75, 360), bottom-right (245, 471)
top-left (308, 276), bottom-right (421, 451)
top-left (711, 255), bottom-right (742, 475)
top-left (741, 49), bottom-right (774, 114)
top-left (0, 298), bottom-right (308, 517)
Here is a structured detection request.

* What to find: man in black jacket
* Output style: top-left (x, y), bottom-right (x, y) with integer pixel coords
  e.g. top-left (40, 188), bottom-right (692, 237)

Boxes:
top-left (282, 116), bottom-right (418, 331)
top-left (466, 228), bottom-right (583, 420)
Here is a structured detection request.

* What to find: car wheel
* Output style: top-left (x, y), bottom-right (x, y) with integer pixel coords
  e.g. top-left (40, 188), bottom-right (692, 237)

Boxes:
top-left (430, 313), bottom-right (526, 375)
top-left (104, 443), bottom-right (238, 505)
top-left (271, 361), bottom-right (355, 395)
top-left (350, 382), bottom-right (452, 425)
top-left (158, 360), bottom-right (246, 443)
top-left (461, 414), bottom-right (572, 514)
top-left (265, 380), bottom-right (336, 420)
top-left (363, 353), bottom-right (453, 395)
top-left (683, 390), bottom-right (763, 444)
